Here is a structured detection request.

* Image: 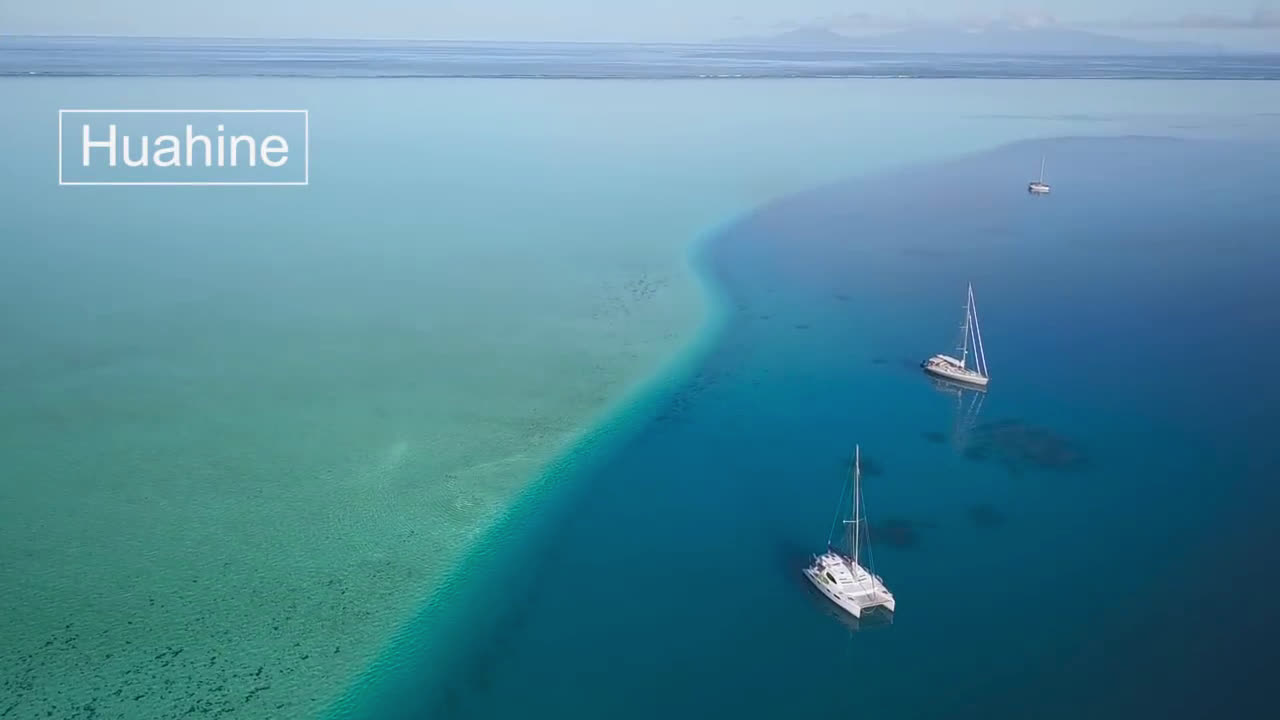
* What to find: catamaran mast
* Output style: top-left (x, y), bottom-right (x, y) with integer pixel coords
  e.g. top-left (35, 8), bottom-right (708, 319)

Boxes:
top-left (851, 445), bottom-right (861, 565)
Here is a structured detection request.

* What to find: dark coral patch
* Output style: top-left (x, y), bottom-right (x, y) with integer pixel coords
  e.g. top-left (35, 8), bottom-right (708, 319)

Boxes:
top-left (963, 419), bottom-right (1088, 473)
top-left (869, 518), bottom-right (921, 550)
top-left (968, 504), bottom-right (1006, 529)
top-left (838, 454), bottom-right (884, 477)
top-left (859, 456), bottom-right (885, 477)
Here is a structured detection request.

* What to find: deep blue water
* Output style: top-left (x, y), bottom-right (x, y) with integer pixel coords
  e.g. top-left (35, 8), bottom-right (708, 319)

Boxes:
top-left (342, 136), bottom-right (1280, 719)
top-left (4, 36), bottom-right (1280, 79)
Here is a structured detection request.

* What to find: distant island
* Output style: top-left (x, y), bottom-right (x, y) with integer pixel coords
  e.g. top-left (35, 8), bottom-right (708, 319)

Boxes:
top-left (719, 24), bottom-right (1222, 56)
top-left (5, 35), bottom-right (1272, 79)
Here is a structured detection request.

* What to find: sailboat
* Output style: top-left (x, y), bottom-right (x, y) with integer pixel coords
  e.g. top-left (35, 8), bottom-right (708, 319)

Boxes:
top-left (921, 283), bottom-right (990, 389)
top-left (1028, 155), bottom-right (1051, 194)
top-left (802, 445), bottom-right (895, 619)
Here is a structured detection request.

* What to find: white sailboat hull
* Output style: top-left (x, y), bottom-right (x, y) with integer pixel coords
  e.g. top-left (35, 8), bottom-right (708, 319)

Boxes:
top-left (922, 355), bottom-right (989, 388)
top-left (803, 552), bottom-right (895, 619)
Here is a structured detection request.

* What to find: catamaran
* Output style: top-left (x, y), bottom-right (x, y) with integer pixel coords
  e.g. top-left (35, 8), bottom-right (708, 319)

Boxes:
top-left (1028, 155), bottom-right (1051, 194)
top-left (922, 283), bottom-right (990, 389)
top-left (803, 445), bottom-right (895, 620)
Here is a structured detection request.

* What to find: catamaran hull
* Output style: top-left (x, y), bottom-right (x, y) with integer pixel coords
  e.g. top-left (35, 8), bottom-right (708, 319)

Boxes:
top-left (803, 561), bottom-right (896, 619)
top-left (922, 363), bottom-right (989, 389)
top-left (803, 568), bottom-right (866, 618)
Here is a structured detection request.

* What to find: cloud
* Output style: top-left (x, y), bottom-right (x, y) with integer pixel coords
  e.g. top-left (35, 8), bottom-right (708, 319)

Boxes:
top-left (771, 13), bottom-right (907, 32)
top-left (777, 7), bottom-right (1280, 34)
top-left (996, 9), bottom-right (1058, 29)
top-left (819, 13), bottom-right (914, 30)
top-left (1167, 9), bottom-right (1280, 29)
top-left (781, 9), bottom-right (1063, 33)
top-left (1089, 8), bottom-right (1280, 30)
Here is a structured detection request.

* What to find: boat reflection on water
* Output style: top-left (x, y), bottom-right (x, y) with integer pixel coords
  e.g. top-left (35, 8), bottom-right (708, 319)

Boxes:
top-left (929, 377), bottom-right (986, 451)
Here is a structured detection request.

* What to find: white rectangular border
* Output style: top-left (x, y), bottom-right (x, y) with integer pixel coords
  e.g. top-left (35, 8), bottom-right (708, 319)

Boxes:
top-left (58, 109), bottom-right (309, 186)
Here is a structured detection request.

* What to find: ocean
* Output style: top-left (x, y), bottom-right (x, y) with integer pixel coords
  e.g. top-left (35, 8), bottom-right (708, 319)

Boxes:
top-left (1, 38), bottom-right (1279, 720)
top-left (337, 135), bottom-right (1280, 719)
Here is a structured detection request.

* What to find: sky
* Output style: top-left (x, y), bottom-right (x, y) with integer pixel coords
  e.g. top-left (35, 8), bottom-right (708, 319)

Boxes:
top-left (2, 1), bottom-right (1278, 49)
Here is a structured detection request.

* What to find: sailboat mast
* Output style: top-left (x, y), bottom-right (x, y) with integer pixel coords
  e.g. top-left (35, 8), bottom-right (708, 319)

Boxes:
top-left (1039, 155), bottom-right (1045, 183)
top-left (852, 445), bottom-right (861, 565)
top-left (969, 285), bottom-right (990, 378)
top-left (959, 285), bottom-right (971, 368)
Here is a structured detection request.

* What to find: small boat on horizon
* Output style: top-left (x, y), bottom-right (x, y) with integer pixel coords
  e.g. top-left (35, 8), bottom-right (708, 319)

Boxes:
top-left (1028, 154), bottom-right (1051, 194)
top-left (802, 445), bottom-right (895, 620)
top-left (921, 283), bottom-right (990, 390)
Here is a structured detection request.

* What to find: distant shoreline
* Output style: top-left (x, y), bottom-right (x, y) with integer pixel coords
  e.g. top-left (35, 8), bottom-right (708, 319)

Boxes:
top-left (3, 36), bottom-right (1278, 80)
top-left (9, 73), bottom-right (1280, 80)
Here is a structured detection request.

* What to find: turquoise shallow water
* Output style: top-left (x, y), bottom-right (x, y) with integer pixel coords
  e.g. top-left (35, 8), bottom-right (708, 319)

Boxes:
top-left (344, 136), bottom-right (1280, 718)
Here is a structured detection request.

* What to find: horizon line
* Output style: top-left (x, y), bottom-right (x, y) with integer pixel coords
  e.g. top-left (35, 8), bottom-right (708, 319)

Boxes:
top-left (2, 32), bottom-right (1276, 56)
